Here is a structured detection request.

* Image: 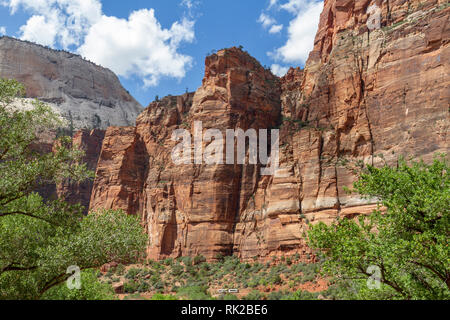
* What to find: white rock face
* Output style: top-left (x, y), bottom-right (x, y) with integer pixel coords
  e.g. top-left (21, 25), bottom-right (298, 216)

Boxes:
top-left (0, 36), bottom-right (143, 130)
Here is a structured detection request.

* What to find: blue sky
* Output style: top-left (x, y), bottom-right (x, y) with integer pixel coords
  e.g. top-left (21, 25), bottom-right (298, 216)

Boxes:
top-left (0, 0), bottom-right (323, 106)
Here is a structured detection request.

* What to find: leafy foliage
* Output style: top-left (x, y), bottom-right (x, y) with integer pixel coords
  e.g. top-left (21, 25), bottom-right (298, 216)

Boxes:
top-left (0, 78), bottom-right (147, 299)
top-left (151, 293), bottom-right (177, 300)
top-left (308, 155), bottom-right (449, 300)
top-left (176, 285), bottom-right (213, 300)
top-left (42, 270), bottom-right (115, 300)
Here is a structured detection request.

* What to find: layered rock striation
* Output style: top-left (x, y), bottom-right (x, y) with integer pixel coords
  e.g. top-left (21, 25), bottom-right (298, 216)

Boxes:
top-left (90, 0), bottom-right (449, 260)
top-left (0, 36), bottom-right (142, 130)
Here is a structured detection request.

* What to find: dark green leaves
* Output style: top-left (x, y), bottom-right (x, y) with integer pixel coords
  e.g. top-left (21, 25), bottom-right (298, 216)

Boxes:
top-left (308, 155), bottom-right (449, 300)
top-left (0, 79), bottom-right (147, 300)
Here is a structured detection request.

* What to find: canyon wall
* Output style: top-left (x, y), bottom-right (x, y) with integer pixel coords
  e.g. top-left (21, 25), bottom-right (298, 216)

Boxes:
top-left (90, 0), bottom-right (449, 260)
top-left (0, 36), bottom-right (142, 130)
top-left (56, 129), bottom-right (105, 213)
top-left (0, 37), bottom-right (143, 211)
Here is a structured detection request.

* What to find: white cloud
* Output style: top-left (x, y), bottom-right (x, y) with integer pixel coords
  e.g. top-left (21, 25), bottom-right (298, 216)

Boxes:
top-left (258, 13), bottom-right (276, 29)
top-left (269, 24), bottom-right (283, 34)
top-left (271, 64), bottom-right (289, 77)
top-left (78, 10), bottom-right (194, 87)
top-left (181, 0), bottom-right (193, 9)
top-left (19, 13), bottom-right (59, 46)
top-left (268, 0), bottom-right (278, 9)
top-left (258, 12), bottom-right (283, 34)
top-left (280, 0), bottom-right (314, 14)
top-left (0, 26), bottom-right (6, 35)
top-left (270, 0), bottom-right (323, 64)
top-left (4, 0), bottom-right (102, 48)
top-left (1, 0), bottom-right (195, 86)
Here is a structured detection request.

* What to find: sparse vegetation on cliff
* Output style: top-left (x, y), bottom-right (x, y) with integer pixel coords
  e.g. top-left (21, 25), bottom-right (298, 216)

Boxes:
top-left (100, 254), bottom-right (335, 301)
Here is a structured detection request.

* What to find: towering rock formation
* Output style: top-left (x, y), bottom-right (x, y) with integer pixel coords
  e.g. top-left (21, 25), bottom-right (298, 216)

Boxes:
top-left (56, 129), bottom-right (106, 213)
top-left (90, 0), bottom-right (449, 260)
top-left (0, 36), bottom-right (142, 130)
top-left (0, 37), bottom-right (142, 211)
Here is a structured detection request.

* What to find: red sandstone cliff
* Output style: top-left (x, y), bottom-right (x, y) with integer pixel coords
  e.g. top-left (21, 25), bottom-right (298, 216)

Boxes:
top-left (90, 0), bottom-right (449, 261)
top-left (56, 129), bottom-right (105, 213)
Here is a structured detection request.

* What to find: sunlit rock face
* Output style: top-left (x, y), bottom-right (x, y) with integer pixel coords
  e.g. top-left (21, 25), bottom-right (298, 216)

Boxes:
top-left (0, 36), bottom-right (142, 130)
top-left (0, 36), bottom-right (144, 213)
top-left (90, 0), bottom-right (449, 261)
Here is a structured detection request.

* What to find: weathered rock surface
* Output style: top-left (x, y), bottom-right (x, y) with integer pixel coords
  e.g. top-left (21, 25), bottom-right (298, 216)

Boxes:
top-left (0, 36), bottom-right (142, 130)
top-left (90, 0), bottom-right (449, 261)
top-left (56, 129), bottom-right (105, 213)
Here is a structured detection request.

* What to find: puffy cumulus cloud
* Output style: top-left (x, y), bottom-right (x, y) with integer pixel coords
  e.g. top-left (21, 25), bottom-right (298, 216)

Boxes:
top-left (0, 26), bottom-right (6, 36)
top-left (78, 9), bottom-right (195, 87)
top-left (18, 12), bottom-right (59, 46)
top-left (1, 0), bottom-right (196, 86)
top-left (270, 0), bottom-right (323, 64)
top-left (270, 64), bottom-right (289, 77)
top-left (3, 0), bottom-right (102, 48)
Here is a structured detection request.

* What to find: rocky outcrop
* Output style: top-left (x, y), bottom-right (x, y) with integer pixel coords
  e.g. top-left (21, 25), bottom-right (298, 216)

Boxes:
top-left (90, 50), bottom-right (283, 259)
top-left (56, 129), bottom-right (105, 213)
top-left (90, 0), bottom-right (449, 261)
top-left (0, 36), bottom-right (142, 130)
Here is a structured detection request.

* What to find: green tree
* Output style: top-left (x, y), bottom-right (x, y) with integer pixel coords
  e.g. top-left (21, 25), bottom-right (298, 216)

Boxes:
top-left (0, 79), bottom-right (147, 299)
top-left (41, 270), bottom-right (115, 300)
top-left (308, 155), bottom-right (449, 300)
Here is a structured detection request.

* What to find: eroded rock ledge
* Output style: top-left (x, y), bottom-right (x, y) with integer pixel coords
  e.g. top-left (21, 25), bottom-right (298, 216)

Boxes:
top-left (88, 0), bottom-right (449, 261)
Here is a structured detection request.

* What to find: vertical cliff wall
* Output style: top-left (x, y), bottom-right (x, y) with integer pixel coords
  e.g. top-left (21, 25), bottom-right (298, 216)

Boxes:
top-left (56, 129), bottom-right (105, 213)
top-left (90, 0), bottom-right (449, 260)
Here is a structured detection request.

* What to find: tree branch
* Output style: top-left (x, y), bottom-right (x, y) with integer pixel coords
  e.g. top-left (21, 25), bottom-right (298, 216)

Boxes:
top-left (0, 211), bottom-right (58, 225)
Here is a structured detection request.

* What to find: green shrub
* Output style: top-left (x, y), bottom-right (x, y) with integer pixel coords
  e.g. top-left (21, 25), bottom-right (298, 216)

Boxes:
top-left (267, 291), bottom-right (288, 300)
top-left (124, 281), bottom-right (140, 294)
top-left (243, 290), bottom-right (264, 300)
top-left (176, 285), bottom-right (213, 300)
top-left (163, 258), bottom-right (174, 266)
top-left (125, 268), bottom-right (141, 280)
top-left (171, 263), bottom-right (185, 277)
top-left (180, 256), bottom-right (193, 267)
top-left (214, 253), bottom-right (225, 262)
top-left (193, 255), bottom-right (207, 265)
top-left (269, 274), bottom-right (282, 285)
top-left (151, 294), bottom-right (178, 300)
top-left (153, 281), bottom-right (165, 290)
top-left (42, 270), bottom-right (115, 300)
top-left (286, 290), bottom-right (319, 300)
top-left (137, 281), bottom-right (150, 293)
top-left (114, 264), bottom-right (126, 276)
